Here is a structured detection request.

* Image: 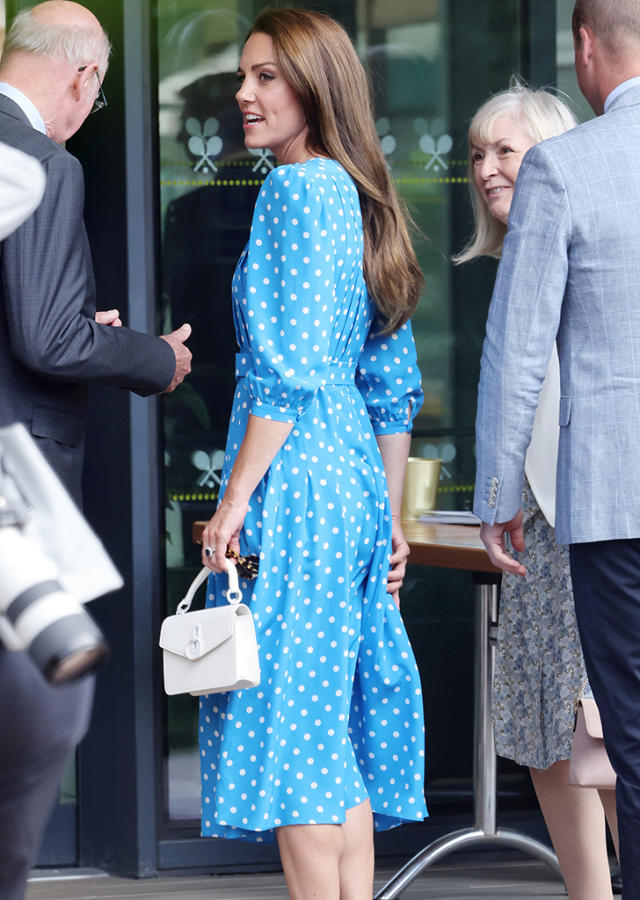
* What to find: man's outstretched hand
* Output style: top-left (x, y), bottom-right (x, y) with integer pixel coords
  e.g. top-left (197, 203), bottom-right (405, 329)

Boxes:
top-left (160, 323), bottom-right (192, 392)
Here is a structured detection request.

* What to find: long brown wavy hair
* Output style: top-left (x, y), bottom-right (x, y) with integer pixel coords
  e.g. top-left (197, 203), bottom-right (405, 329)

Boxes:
top-left (246, 8), bottom-right (422, 332)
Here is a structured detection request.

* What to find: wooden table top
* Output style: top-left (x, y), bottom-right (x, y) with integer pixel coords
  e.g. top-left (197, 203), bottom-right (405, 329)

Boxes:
top-left (193, 519), bottom-right (499, 575)
top-left (401, 519), bottom-right (499, 574)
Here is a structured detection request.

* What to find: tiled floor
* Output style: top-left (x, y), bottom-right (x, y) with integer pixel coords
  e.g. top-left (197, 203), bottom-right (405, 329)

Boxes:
top-left (25, 857), bottom-right (573, 899)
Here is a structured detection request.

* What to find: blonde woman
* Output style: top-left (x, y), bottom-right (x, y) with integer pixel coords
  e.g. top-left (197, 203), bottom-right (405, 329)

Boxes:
top-left (457, 82), bottom-right (619, 899)
top-left (199, 9), bottom-right (427, 899)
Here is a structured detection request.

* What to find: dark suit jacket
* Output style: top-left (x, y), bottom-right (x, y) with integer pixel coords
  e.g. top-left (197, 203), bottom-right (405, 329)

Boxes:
top-left (0, 94), bottom-right (175, 502)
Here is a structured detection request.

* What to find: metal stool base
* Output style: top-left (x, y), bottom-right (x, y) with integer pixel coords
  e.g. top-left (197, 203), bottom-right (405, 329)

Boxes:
top-left (374, 826), bottom-right (563, 898)
top-left (374, 576), bottom-right (563, 899)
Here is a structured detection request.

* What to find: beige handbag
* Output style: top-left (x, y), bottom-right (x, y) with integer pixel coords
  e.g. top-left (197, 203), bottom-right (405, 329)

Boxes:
top-left (159, 559), bottom-right (260, 696)
top-left (569, 696), bottom-right (616, 790)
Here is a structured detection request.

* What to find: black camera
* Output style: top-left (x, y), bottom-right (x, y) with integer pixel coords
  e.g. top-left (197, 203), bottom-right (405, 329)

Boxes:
top-left (0, 424), bottom-right (122, 683)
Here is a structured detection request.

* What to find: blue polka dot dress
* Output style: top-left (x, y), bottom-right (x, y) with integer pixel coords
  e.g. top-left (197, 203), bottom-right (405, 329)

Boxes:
top-left (199, 158), bottom-right (427, 841)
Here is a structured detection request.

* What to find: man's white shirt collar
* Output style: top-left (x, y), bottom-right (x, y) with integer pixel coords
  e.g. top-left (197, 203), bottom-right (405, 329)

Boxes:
top-left (0, 83), bottom-right (46, 134)
top-left (604, 76), bottom-right (640, 113)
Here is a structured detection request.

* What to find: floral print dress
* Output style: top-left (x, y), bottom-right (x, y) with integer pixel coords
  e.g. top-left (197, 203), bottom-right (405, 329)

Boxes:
top-left (493, 476), bottom-right (589, 769)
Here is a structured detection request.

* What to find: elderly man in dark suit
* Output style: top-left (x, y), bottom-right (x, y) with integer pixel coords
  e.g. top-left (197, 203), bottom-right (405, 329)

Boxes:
top-left (0, 3), bottom-right (192, 897)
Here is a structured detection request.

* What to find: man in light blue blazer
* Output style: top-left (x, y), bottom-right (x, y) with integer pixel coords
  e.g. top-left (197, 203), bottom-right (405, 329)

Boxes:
top-left (475, 0), bottom-right (640, 890)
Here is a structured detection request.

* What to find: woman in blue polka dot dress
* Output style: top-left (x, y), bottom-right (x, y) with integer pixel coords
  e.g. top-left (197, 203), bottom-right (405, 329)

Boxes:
top-left (199, 9), bottom-right (427, 897)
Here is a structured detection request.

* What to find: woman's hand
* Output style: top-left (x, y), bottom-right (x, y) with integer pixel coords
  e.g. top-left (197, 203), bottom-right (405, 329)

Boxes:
top-left (200, 494), bottom-right (249, 573)
top-left (387, 516), bottom-right (410, 608)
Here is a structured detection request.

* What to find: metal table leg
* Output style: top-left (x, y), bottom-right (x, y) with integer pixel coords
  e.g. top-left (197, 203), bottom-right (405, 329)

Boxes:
top-left (374, 573), bottom-right (563, 899)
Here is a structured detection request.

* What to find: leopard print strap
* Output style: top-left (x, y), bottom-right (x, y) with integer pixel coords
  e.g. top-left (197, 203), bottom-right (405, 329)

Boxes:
top-left (225, 546), bottom-right (259, 580)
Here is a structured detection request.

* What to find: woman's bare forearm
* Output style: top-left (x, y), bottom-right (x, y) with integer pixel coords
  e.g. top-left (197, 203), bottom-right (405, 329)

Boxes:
top-left (225, 414), bottom-right (294, 502)
top-left (376, 432), bottom-right (411, 518)
top-left (201, 414), bottom-right (293, 570)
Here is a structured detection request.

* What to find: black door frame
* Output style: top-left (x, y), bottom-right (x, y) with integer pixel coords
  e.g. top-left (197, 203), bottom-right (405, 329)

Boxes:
top-left (1, 0), bottom-right (556, 876)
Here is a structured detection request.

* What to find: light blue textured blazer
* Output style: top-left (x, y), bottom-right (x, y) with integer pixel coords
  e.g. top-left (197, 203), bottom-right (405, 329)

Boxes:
top-left (474, 84), bottom-right (640, 545)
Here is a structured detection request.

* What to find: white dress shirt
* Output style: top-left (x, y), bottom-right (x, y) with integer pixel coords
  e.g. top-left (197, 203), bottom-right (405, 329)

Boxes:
top-left (524, 346), bottom-right (560, 527)
top-left (0, 82), bottom-right (46, 134)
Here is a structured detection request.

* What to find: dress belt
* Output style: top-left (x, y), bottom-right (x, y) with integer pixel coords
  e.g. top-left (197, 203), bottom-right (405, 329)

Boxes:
top-left (235, 352), bottom-right (356, 384)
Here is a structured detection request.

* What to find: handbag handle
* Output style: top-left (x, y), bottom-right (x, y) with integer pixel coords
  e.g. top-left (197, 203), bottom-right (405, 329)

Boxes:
top-left (574, 675), bottom-right (590, 718)
top-left (176, 558), bottom-right (243, 614)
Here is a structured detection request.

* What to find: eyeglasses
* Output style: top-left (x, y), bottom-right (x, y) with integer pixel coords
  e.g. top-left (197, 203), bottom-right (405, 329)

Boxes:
top-left (78, 66), bottom-right (108, 115)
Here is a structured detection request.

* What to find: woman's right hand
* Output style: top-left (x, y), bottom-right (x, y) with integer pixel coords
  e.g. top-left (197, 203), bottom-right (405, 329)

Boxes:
top-left (387, 517), bottom-right (410, 608)
top-left (200, 493), bottom-right (249, 573)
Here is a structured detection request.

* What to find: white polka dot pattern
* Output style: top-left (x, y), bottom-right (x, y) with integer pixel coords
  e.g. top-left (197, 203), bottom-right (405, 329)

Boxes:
top-left (199, 158), bottom-right (427, 842)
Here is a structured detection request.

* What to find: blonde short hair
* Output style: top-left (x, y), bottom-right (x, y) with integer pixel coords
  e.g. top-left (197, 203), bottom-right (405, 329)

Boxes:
top-left (454, 81), bottom-right (577, 264)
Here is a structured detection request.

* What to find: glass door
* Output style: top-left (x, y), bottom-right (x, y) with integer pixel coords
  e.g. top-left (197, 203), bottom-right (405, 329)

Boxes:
top-left (157, 1), bottom-right (263, 826)
top-left (156, 0), bottom-right (549, 851)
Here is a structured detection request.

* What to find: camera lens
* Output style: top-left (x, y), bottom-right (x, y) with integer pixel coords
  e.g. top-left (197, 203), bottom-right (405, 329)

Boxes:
top-left (0, 528), bottom-right (110, 683)
top-left (30, 612), bottom-right (109, 683)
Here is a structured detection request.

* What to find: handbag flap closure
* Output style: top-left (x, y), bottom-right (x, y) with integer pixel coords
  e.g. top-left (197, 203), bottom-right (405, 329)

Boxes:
top-left (159, 605), bottom-right (249, 660)
top-left (579, 698), bottom-right (604, 739)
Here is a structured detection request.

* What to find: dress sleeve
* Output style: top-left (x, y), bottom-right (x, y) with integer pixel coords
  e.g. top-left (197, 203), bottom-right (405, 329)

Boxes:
top-left (239, 165), bottom-right (336, 423)
top-left (356, 317), bottom-right (423, 434)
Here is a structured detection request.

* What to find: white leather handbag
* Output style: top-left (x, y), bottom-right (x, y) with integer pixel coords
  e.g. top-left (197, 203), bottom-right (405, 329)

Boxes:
top-left (159, 559), bottom-right (260, 696)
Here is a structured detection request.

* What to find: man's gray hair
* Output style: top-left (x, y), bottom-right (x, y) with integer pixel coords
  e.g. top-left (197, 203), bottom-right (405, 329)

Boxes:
top-left (2, 6), bottom-right (111, 73)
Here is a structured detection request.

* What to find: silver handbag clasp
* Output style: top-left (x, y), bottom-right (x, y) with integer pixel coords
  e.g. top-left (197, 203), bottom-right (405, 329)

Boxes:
top-left (185, 623), bottom-right (202, 659)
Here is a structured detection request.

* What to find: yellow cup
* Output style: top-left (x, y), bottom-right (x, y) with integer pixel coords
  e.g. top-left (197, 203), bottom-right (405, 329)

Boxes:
top-left (401, 457), bottom-right (442, 518)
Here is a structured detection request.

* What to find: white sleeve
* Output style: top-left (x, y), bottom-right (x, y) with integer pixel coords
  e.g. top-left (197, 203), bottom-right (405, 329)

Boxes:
top-left (524, 343), bottom-right (560, 527)
top-left (0, 142), bottom-right (46, 241)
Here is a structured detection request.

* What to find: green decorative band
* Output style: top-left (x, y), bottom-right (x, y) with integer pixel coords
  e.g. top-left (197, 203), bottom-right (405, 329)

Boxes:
top-left (162, 158), bottom-right (470, 170)
top-left (160, 173), bottom-right (469, 188)
top-left (395, 176), bottom-right (468, 185)
top-left (169, 492), bottom-right (218, 502)
top-left (160, 179), bottom-right (264, 187)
